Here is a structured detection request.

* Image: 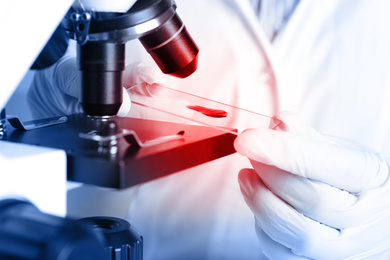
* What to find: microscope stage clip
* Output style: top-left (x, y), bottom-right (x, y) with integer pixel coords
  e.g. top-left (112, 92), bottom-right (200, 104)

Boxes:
top-left (79, 128), bottom-right (185, 148)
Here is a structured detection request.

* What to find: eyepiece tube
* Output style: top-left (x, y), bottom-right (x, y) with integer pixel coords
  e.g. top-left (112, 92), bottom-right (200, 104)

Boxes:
top-left (139, 12), bottom-right (199, 78)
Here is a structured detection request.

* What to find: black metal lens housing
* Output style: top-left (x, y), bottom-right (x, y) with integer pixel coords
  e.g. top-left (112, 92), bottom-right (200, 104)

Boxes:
top-left (139, 12), bottom-right (198, 78)
top-left (78, 42), bottom-right (125, 117)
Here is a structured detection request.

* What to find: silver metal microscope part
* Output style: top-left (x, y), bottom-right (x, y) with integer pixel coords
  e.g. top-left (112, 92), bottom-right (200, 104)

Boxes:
top-left (69, 6), bottom-right (175, 44)
top-left (7, 116), bottom-right (68, 131)
top-left (79, 128), bottom-right (185, 151)
top-left (0, 109), bottom-right (6, 139)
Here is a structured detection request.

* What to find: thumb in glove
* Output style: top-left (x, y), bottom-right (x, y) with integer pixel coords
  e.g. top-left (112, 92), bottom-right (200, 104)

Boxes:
top-left (235, 112), bottom-right (390, 259)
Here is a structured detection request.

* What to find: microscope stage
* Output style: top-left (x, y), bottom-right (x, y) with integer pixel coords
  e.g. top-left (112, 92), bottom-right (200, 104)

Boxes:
top-left (6, 114), bottom-right (236, 189)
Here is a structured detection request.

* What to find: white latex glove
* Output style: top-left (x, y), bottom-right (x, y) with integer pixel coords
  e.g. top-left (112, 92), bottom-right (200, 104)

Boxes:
top-left (27, 55), bottom-right (161, 119)
top-left (234, 112), bottom-right (390, 259)
top-left (124, 64), bottom-right (196, 123)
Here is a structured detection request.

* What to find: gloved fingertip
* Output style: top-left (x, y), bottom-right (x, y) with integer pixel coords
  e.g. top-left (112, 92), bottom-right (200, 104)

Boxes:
top-left (117, 88), bottom-right (131, 117)
top-left (269, 111), bottom-right (296, 131)
top-left (234, 129), bottom-right (254, 155)
top-left (235, 128), bottom-right (281, 166)
top-left (270, 111), bottom-right (312, 134)
top-left (137, 64), bottom-right (167, 86)
top-left (234, 128), bottom-right (267, 157)
top-left (269, 116), bottom-right (287, 130)
top-left (238, 168), bottom-right (262, 198)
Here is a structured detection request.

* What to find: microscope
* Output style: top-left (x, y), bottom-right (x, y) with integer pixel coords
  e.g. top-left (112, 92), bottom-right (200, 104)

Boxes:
top-left (5, 0), bottom-right (237, 188)
top-left (0, 0), bottom-right (237, 259)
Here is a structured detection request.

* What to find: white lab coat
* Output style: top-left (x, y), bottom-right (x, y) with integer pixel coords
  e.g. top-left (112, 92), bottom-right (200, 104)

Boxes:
top-left (273, 0), bottom-right (390, 155)
top-left (67, 0), bottom-right (390, 259)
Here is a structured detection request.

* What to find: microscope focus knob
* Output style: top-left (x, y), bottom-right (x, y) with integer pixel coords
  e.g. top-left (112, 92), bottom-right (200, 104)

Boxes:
top-left (78, 216), bottom-right (143, 260)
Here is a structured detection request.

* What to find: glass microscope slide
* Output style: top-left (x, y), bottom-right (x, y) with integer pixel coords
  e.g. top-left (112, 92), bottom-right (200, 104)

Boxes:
top-left (127, 84), bottom-right (272, 135)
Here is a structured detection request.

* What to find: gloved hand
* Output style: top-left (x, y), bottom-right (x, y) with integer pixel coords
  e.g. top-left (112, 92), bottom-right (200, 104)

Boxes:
top-left (27, 54), bottom-right (163, 119)
top-left (234, 112), bottom-right (390, 259)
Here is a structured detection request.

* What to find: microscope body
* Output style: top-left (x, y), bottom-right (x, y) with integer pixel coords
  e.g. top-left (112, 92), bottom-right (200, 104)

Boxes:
top-left (3, 0), bottom-right (237, 188)
top-left (0, 1), bottom-right (239, 258)
top-left (65, 0), bottom-right (199, 117)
